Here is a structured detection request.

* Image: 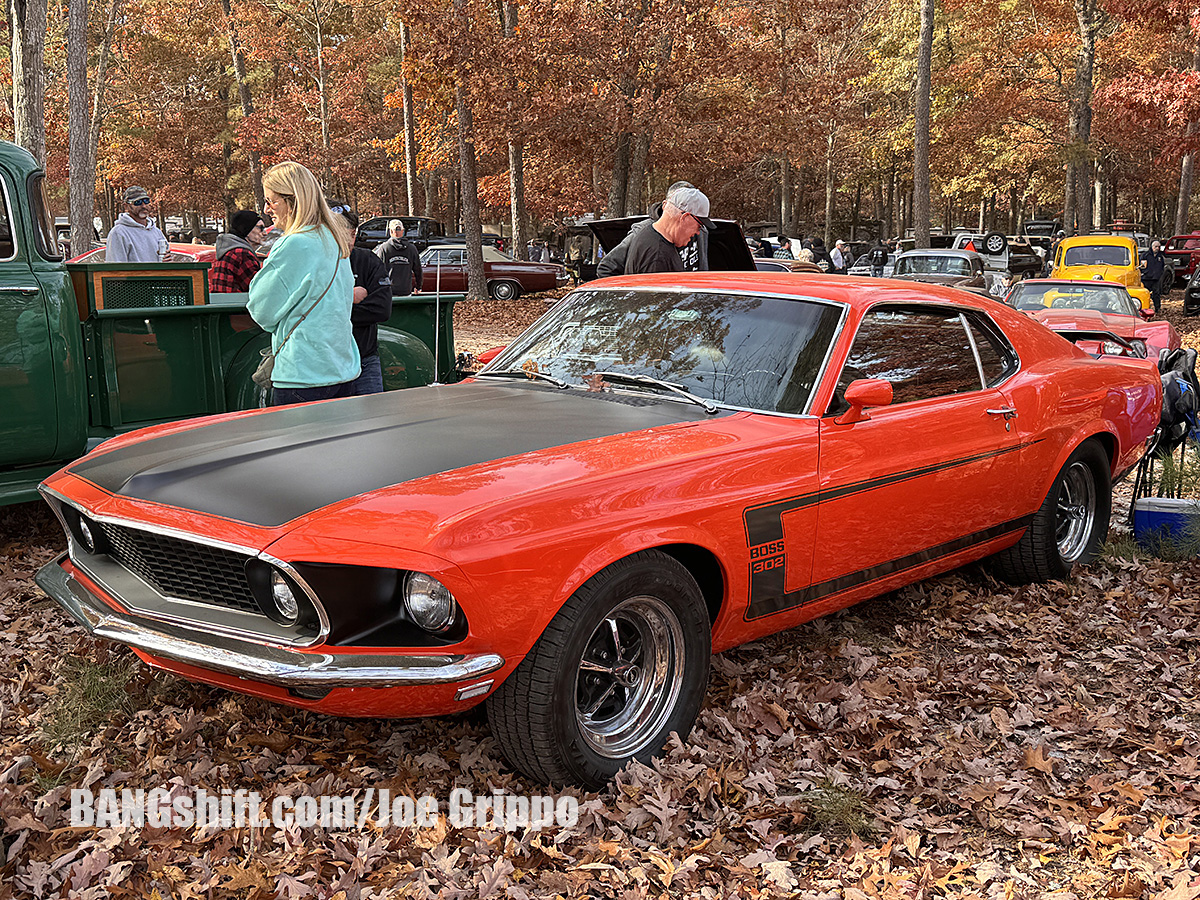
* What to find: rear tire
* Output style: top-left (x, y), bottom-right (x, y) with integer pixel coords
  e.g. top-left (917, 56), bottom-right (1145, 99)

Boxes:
top-left (487, 550), bottom-right (710, 788)
top-left (489, 280), bottom-right (520, 301)
top-left (992, 440), bottom-right (1110, 583)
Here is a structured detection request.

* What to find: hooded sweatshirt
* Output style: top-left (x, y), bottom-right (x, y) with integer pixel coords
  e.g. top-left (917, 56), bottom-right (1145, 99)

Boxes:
top-left (215, 232), bottom-right (254, 260)
top-left (106, 212), bottom-right (166, 263)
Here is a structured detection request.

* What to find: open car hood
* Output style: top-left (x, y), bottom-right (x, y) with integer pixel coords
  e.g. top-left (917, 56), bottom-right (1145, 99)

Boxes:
top-left (586, 217), bottom-right (757, 271)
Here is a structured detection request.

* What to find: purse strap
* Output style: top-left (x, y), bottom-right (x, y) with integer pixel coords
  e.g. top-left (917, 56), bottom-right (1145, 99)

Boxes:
top-left (275, 261), bottom-right (341, 354)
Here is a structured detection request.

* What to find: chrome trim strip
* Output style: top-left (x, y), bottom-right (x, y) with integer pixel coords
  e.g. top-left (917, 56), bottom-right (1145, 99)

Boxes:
top-left (35, 554), bottom-right (504, 688)
top-left (39, 485), bottom-right (330, 647)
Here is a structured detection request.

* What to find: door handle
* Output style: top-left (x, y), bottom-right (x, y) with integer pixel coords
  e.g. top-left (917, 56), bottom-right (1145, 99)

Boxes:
top-left (986, 407), bottom-right (1018, 420)
top-left (0, 285), bottom-right (39, 294)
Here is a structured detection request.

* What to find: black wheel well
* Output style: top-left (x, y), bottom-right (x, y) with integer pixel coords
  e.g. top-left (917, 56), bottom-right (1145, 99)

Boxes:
top-left (657, 544), bottom-right (725, 627)
top-left (1088, 432), bottom-right (1117, 476)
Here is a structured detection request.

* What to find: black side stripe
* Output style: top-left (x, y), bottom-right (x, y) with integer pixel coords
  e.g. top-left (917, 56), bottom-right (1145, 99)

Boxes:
top-left (742, 439), bottom-right (1041, 547)
top-left (744, 515), bottom-right (1034, 620)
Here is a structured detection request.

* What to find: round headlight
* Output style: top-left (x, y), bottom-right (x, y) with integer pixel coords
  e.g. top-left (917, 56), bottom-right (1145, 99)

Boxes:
top-left (77, 518), bottom-right (96, 554)
top-left (403, 573), bottom-right (456, 633)
top-left (270, 571), bottom-right (299, 624)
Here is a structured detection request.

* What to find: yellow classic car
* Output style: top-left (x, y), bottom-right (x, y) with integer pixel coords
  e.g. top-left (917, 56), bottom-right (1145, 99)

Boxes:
top-left (1049, 235), bottom-right (1153, 311)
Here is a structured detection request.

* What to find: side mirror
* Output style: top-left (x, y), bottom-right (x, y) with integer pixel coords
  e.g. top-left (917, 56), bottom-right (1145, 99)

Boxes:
top-left (1140, 308), bottom-right (1155, 320)
top-left (835, 378), bottom-right (894, 425)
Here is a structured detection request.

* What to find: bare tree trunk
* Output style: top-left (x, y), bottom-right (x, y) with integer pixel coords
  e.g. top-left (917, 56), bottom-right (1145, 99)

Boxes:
top-left (89, 0), bottom-right (121, 176)
top-left (608, 132), bottom-right (631, 217)
top-left (780, 156), bottom-right (792, 234)
top-left (400, 20), bottom-right (416, 214)
top-left (9, 0), bottom-right (48, 166)
top-left (501, 1), bottom-right (525, 252)
top-left (1064, 161), bottom-right (1077, 235)
top-left (912, 0), bottom-right (935, 249)
top-left (455, 82), bottom-right (485, 301)
top-left (221, 0), bottom-right (265, 211)
top-left (67, 0), bottom-right (90, 257)
top-left (823, 125), bottom-right (836, 246)
top-left (1069, 0), bottom-right (1099, 235)
top-left (1176, 36), bottom-right (1200, 235)
top-left (625, 131), bottom-right (651, 216)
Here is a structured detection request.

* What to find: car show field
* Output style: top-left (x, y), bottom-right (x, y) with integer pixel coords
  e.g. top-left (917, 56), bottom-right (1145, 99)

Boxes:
top-left (0, 285), bottom-right (1197, 898)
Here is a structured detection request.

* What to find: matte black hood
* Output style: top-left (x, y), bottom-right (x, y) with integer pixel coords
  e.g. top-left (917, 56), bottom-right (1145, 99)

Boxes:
top-left (68, 382), bottom-right (717, 528)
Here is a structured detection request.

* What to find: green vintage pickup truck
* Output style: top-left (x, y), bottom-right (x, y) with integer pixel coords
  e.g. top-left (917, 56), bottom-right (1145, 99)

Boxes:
top-left (0, 141), bottom-right (463, 506)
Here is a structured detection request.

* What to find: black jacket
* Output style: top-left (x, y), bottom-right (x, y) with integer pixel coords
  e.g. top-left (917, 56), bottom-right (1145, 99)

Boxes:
top-left (349, 248), bottom-right (392, 359)
top-left (374, 236), bottom-right (423, 295)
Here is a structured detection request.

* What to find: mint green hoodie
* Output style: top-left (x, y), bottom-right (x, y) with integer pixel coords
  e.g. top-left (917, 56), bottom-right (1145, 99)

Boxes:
top-left (247, 228), bottom-right (359, 388)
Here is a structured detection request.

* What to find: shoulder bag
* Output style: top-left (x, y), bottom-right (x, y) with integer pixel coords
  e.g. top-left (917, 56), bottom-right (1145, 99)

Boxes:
top-left (252, 262), bottom-right (341, 389)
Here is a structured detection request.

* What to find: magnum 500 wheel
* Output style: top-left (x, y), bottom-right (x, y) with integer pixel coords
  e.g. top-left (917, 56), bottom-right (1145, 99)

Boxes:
top-left (488, 550), bottom-right (711, 788)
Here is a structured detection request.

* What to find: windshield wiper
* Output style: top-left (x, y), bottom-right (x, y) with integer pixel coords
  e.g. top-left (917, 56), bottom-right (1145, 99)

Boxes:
top-left (477, 368), bottom-right (570, 389)
top-left (594, 371), bottom-right (719, 414)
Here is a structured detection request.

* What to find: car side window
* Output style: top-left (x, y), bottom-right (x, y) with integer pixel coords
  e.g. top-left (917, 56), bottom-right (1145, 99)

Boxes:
top-left (964, 313), bottom-right (1018, 387)
top-left (833, 307), bottom-right (984, 410)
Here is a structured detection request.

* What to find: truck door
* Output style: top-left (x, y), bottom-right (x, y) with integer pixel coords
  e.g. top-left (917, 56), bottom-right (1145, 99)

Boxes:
top-left (0, 171), bottom-right (58, 465)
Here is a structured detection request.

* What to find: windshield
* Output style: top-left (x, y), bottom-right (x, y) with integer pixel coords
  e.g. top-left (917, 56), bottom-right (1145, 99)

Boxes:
top-left (483, 288), bottom-right (843, 414)
top-left (1062, 245), bottom-right (1130, 267)
top-left (895, 255), bottom-right (972, 277)
top-left (1010, 283), bottom-right (1139, 315)
top-left (1024, 223), bottom-right (1057, 237)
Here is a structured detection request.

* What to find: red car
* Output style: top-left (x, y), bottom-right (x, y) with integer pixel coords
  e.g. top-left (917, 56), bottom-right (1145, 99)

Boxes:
top-left (421, 243), bottom-right (565, 300)
top-left (1164, 232), bottom-right (1200, 284)
top-left (1008, 278), bottom-right (1181, 360)
top-left (68, 242), bottom-right (217, 264)
top-left (35, 273), bottom-right (1161, 786)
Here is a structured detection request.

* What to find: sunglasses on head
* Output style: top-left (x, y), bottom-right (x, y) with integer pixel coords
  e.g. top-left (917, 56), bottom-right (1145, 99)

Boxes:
top-left (130, 197), bottom-right (152, 206)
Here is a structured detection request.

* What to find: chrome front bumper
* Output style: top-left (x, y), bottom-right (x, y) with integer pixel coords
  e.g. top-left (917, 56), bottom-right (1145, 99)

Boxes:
top-left (35, 554), bottom-right (505, 689)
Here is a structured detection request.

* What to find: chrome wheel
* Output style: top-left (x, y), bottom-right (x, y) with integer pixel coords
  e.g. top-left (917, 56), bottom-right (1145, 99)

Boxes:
top-left (574, 596), bottom-right (685, 758)
top-left (1055, 460), bottom-right (1096, 562)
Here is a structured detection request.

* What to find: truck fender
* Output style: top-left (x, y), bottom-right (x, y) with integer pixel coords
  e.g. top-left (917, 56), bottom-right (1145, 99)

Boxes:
top-left (224, 332), bottom-right (273, 411)
top-left (378, 326), bottom-right (436, 390)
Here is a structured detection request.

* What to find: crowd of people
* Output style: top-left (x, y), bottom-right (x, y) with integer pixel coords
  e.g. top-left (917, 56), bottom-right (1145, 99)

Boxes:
top-left (109, 163), bottom-right (431, 407)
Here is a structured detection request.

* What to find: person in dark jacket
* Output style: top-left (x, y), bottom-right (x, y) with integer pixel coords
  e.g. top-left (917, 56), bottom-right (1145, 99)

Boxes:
top-left (374, 219), bottom-right (423, 296)
top-left (597, 181), bottom-right (709, 277)
top-left (208, 210), bottom-right (265, 293)
top-left (336, 205), bottom-right (393, 394)
top-left (868, 239), bottom-right (889, 277)
top-left (1142, 240), bottom-right (1168, 315)
top-left (811, 237), bottom-right (834, 273)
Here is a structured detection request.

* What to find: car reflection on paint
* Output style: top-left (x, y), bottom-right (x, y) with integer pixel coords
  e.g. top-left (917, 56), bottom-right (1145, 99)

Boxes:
top-left (36, 272), bottom-right (1161, 787)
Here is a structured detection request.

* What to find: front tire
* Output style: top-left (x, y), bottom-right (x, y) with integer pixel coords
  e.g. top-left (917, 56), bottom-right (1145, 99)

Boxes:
top-left (993, 440), bottom-right (1110, 583)
top-left (488, 550), bottom-right (711, 788)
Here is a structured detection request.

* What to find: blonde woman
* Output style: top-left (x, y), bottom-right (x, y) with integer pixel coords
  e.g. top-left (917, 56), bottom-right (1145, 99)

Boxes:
top-left (248, 160), bottom-right (359, 405)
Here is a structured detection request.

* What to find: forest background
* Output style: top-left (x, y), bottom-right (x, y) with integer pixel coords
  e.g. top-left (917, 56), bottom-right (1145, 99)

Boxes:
top-left (6, 0), bottom-right (1200, 262)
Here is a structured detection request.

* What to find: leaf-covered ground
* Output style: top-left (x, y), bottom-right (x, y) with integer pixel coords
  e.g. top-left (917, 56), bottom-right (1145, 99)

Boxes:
top-left (0, 291), bottom-right (1197, 900)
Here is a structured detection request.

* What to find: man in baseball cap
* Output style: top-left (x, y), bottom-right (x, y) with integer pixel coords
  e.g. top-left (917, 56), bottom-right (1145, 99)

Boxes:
top-left (623, 185), bottom-right (715, 275)
top-left (107, 185), bottom-right (167, 263)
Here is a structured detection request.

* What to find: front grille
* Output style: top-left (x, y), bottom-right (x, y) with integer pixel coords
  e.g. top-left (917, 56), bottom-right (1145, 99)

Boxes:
top-left (97, 522), bottom-right (261, 614)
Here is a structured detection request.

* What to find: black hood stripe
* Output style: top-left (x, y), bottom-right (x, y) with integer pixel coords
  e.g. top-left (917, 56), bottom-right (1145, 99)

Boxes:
top-left (69, 382), bottom-right (722, 527)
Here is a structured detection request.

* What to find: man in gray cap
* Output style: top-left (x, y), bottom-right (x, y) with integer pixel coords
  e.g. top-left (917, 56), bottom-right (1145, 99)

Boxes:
top-left (374, 219), bottom-right (423, 296)
top-left (623, 185), bottom-right (713, 275)
top-left (107, 185), bottom-right (167, 263)
top-left (597, 181), bottom-right (711, 278)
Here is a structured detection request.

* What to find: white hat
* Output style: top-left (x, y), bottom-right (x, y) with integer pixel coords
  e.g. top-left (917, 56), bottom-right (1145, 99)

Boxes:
top-left (670, 187), bottom-right (714, 230)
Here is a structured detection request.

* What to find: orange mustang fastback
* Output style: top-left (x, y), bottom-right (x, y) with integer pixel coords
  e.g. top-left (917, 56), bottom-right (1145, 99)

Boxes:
top-left (36, 273), bottom-right (1161, 787)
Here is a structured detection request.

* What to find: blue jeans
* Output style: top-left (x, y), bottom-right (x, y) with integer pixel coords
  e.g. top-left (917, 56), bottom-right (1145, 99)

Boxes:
top-left (349, 354), bottom-right (384, 395)
top-left (271, 381), bottom-right (355, 406)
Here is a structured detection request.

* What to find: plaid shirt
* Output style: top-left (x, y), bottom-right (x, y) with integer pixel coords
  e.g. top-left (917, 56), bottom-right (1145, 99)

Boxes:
top-left (208, 246), bottom-right (262, 293)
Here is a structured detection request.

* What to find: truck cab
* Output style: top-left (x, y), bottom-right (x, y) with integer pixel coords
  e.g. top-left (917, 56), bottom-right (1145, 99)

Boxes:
top-left (0, 141), bottom-right (464, 506)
